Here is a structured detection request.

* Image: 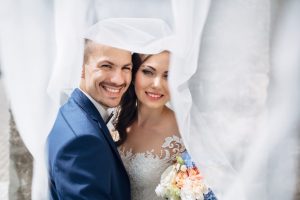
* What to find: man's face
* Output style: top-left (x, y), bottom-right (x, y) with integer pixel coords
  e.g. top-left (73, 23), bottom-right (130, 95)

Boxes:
top-left (81, 43), bottom-right (132, 108)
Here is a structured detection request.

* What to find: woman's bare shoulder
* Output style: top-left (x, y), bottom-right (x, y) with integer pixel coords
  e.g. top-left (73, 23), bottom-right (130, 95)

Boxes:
top-left (163, 106), bottom-right (181, 138)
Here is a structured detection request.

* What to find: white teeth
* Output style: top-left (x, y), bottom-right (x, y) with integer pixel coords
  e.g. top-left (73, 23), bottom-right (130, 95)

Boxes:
top-left (147, 93), bottom-right (161, 98)
top-left (104, 87), bottom-right (120, 93)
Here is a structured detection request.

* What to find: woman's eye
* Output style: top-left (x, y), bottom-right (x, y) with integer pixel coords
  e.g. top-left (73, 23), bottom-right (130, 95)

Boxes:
top-left (142, 69), bottom-right (154, 76)
top-left (163, 74), bottom-right (168, 79)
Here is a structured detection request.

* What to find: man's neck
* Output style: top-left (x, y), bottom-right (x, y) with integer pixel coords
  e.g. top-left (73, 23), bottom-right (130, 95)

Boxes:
top-left (78, 87), bottom-right (109, 121)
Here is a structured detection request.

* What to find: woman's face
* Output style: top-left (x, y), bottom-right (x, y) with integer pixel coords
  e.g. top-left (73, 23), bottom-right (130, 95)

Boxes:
top-left (134, 51), bottom-right (170, 109)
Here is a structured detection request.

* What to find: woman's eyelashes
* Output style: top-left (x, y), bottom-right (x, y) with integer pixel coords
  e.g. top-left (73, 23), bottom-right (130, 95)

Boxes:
top-left (141, 69), bottom-right (154, 76)
top-left (141, 68), bottom-right (168, 79)
top-left (163, 73), bottom-right (168, 79)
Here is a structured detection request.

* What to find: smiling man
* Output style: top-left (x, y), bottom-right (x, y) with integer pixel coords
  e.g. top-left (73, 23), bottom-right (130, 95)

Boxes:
top-left (80, 40), bottom-right (132, 108)
top-left (47, 25), bottom-right (133, 200)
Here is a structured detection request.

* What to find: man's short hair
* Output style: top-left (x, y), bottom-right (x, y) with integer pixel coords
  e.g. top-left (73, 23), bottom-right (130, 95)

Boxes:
top-left (83, 39), bottom-right (94, 65)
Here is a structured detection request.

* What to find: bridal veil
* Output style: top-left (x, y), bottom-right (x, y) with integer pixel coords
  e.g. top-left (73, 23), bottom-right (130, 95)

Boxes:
top-left (0, 0), bottom-right (299, 199)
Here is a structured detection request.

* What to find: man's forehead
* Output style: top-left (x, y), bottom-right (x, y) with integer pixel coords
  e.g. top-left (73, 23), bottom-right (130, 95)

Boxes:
top-left (89, 46), bottom-right (132, 65)
top-left (90, 42), bottom-right (132, 55)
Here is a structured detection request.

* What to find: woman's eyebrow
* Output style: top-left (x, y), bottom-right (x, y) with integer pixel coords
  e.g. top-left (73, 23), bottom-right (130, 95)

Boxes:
top-left (142, 65), bottom-right (156, 71)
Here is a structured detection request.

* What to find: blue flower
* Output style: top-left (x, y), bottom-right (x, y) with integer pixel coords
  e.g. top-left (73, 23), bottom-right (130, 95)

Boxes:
top-left (204, 189), bottom-right (218, 200)
top-left (181, 151), bottom-right (191, 160)
top-left (181, 151), bottom-right (194, 168)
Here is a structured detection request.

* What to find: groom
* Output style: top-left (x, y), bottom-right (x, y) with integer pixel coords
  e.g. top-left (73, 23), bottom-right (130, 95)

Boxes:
top-left (47, 23), bottom-right (133, 199)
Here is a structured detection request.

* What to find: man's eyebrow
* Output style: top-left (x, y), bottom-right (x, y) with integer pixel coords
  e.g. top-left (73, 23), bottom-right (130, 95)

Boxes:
top-left (99, 60), bottom-right (132, 67)
top-left (98, 60), bottom-right (114, 65)
top-left (123, 63), bottom-right (133, 67)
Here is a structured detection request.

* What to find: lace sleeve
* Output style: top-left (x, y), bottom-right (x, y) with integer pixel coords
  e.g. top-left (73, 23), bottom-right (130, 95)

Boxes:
top-left (160, 135), bottom-right (185, 161)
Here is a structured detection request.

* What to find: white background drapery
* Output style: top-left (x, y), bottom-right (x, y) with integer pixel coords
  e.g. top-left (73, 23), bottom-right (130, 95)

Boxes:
top-left (0, 0), bottom-right (298, 199)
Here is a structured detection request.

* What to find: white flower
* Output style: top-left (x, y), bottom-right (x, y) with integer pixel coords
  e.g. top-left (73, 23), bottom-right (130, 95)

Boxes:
top-left (155, 184), bottom-right (166, 197)
top-left (180, 164), bottom-right (187, 172)
top-left (180, 179), bottom-right (194, 200)
top-left (160, 165), bottom-right (177, 185)
top-left (180, 177), bottom-right (209, 200)
top-left (175, 163), bottom-right (181, 171)
top-left (196, 182), bottom-right (209, 194)
top-left (194, 183), bottom-right (206, 200)
top-left (180, 186), bottom-right (197, 200)
top-left (155, 165), bottom-right (178, 198)
top-left (110, 130), bottom-right (120, 142)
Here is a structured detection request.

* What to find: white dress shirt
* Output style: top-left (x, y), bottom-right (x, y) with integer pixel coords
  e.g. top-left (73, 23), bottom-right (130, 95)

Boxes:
top-left (78, 88), bottom-right (110, 122)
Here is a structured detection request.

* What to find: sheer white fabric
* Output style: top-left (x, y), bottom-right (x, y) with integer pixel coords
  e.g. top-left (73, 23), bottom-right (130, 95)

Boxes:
top-left (170, 0), bottom-right (269, 198)
top-left (0, 1), bottom-right (57, 199)
top-left (170, 0), bottom-right (299, 199)
top-left (119, 135), bottom-right (185, 200)
top-left (0, 0), bottom-right (299, 199)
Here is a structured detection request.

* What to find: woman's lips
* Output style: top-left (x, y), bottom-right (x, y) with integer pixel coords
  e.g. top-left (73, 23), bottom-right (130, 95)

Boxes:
top-left (145, 91), bottom-right (163, 100)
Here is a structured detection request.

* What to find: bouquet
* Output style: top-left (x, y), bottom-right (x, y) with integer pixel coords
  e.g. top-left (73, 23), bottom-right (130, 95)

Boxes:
top-left (155, 151), bottom-right (217, 200)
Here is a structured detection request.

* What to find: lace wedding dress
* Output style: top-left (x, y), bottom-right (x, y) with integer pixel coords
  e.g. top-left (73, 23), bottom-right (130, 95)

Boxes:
top-left (119, 135), bottom-right (185, 200)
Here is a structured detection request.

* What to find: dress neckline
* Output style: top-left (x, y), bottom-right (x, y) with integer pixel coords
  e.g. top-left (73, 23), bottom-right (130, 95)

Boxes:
top-left (118, 135), bottom-right (185, 161)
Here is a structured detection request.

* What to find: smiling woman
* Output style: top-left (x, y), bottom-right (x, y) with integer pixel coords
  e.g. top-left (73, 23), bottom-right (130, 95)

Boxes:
top-left (134, 51), bottom-right (170, 109)
top-left (115, 50), bottom-right (192, 200)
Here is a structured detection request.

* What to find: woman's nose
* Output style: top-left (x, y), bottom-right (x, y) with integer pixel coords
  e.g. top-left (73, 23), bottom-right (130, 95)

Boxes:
top-left (152, 76), bottom-right (162, 88)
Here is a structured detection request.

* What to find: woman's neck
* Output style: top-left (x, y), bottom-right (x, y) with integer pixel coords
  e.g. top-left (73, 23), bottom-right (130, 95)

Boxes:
top-left (136, 103), bottom-right (168, 128)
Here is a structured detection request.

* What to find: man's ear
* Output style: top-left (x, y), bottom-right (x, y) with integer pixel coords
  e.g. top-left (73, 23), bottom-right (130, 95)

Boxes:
top-left (81, 65), bottom-right (85, 79)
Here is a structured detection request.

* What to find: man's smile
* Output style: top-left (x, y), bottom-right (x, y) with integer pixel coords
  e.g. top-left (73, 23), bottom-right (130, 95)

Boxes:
top-left (100, 83), bottom-right (126, 97)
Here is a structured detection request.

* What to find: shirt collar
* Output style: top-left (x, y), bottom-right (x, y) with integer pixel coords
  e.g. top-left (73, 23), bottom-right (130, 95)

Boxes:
top-left (78, 87), bottom-right (110, 122)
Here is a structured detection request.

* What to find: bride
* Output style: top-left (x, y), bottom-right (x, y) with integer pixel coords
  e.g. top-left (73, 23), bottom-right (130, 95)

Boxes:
top-left (116, 50), bottom-right (184, 199)
top-left (115, 51), bottom-right (217, 200)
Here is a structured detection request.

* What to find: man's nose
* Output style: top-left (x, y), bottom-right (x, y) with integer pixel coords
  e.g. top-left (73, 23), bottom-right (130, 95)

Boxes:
top-left (110, 69), bottom-right (126, 85)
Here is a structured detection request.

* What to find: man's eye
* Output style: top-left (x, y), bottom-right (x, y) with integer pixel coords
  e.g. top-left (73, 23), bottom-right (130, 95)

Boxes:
top-left (142, 69), bottom-right (154, 76)
top-left (101, 64), bottom-right (112, 68)
top-left (123, 66), bottom-right (132, 71)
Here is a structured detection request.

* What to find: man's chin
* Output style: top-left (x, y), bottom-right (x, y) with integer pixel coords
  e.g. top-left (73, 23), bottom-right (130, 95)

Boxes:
top-left (102, 99), bottom-right (121, 108)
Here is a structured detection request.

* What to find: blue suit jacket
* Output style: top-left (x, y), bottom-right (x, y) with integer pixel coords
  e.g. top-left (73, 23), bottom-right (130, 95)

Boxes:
top-left (47, 88), bottom-right (131, 200)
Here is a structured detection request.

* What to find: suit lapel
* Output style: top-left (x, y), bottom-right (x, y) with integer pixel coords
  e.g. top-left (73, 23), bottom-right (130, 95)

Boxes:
top-left (71, 89), bottom-right (124, 166)
top-left (96, 120), bottom-right (124, 164)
